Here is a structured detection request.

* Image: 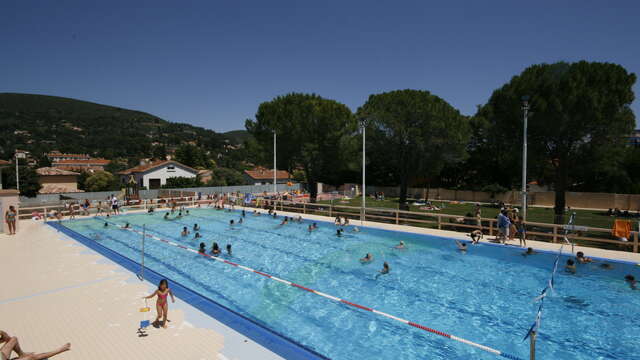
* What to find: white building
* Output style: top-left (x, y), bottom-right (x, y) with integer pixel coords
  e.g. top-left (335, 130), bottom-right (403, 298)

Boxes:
top-left (118, 160), bottom-right (198, 189)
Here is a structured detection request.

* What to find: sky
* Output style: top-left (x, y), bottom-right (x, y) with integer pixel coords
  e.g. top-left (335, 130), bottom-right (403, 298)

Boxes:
top-left (2, 1), bottom-right (639, 132)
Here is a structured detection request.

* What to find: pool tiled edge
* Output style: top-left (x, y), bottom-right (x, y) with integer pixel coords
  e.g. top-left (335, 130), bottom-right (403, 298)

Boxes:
top-left (47, 221), bottom-right (328, 360)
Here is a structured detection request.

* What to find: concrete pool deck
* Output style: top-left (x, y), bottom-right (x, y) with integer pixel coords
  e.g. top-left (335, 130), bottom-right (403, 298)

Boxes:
top-left (0, 220), bottom-right (282, 360)
top-left (3, 206), bottom-right (639, 360)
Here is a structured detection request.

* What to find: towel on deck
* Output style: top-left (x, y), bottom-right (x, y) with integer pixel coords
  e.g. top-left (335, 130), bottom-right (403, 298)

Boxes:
top-left (612, 219), bottom-right (631, 241)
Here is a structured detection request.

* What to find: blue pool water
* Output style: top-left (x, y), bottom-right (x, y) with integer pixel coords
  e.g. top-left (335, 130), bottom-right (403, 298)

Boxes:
top-left (62, 208), bottom-right (640, 359)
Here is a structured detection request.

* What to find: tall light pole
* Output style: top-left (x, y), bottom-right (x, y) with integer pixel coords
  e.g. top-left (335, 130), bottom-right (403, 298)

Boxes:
top-left (273, 130), bottom-right (277, 195)
top-left (521, 96), bottom-right (530, 222)
top-left (360, 119), bottom-right (367, 224)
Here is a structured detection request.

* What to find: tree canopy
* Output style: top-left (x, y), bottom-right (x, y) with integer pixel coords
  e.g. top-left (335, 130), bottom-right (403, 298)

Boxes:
top-left (473, 61), bottom-right (636, 221)
top-left (357, 89), bottom-right (470, 208)
top-left (84, 171), bottom-right (119, 192)
top-left (246, 93), bottom-right (357, 200)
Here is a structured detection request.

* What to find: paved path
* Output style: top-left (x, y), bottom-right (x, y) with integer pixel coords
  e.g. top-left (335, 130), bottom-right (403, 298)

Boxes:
top-left (0, 220), bottom-right (281, 360)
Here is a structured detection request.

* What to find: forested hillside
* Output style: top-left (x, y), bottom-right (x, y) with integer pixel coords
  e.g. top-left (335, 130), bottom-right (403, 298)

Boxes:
top-left (0, 93), bottom-right (235, 165)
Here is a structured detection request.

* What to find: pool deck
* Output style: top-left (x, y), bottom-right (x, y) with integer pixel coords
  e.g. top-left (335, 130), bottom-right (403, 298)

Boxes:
top-left (3, 206), bottom-right (639, 360)
top-left (0, 219), bottom-right (282, 360)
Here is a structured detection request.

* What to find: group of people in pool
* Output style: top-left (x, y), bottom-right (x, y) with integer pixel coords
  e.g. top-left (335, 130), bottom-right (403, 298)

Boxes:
top-left (199, 241), bottom-right (232, 257)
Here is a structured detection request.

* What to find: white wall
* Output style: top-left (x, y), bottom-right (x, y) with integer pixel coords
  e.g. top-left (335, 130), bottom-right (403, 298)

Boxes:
top-left (141, 164), bottom-right (196, 188)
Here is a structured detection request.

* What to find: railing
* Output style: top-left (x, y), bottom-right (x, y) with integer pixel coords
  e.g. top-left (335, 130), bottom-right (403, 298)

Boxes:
top-left (251, 200), bottom-right (639, 253)
top-left (18, 197), bottom-right (639, 253)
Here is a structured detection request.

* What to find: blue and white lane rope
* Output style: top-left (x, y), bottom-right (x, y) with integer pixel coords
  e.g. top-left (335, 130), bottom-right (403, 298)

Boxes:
top-left (99, 218), bottom-right (523, 360)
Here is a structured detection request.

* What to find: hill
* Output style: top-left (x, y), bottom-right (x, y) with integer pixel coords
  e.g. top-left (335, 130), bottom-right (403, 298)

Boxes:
top-left (0, 93), bottom-right (232, 165)
top-left (223, 130), bottom-right (252, 145)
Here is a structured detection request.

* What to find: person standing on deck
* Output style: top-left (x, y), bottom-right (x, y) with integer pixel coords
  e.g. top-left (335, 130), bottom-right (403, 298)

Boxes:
top-left (4, 206), bottom-right (17, 235)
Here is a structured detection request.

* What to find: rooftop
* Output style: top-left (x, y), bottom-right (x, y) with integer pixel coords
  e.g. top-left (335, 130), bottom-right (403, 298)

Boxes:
top-left (53, 159), bottom-right (111, 165)
top-left (244, 167), bottom-right (290, 180)
top-left (36, 167), bottom-right (80, 176)
top-left (118, 160), bottom-right (197, 175)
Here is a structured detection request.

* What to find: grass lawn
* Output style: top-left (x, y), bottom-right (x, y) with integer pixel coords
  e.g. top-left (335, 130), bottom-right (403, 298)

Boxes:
top-left (318, 196), bottom-right (627, 230)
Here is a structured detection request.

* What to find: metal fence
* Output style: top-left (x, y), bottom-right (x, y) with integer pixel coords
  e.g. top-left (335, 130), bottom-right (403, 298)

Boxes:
top-left (18, 183), bottom-right (301, 206)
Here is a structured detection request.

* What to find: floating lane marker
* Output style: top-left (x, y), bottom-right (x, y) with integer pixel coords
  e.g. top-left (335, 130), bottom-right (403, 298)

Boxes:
top-left (104, 219), bottom-right (523, 360)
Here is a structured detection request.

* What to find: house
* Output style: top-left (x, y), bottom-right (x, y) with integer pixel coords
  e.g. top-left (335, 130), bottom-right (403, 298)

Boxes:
top-left (46, 151), bottom-right (92, 162)
top-left (52, 158), bottom-right (111, 172)
top-left (243, 166), bottom-right (290, 185)
top-left (118, 160), bottom-right (198, 189)
top-left (36, 167), bottom-right (82, 194)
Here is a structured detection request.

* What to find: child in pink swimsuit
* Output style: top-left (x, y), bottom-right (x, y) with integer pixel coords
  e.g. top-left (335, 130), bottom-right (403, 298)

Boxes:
top-left (143, 279), bottom-right (175, 328)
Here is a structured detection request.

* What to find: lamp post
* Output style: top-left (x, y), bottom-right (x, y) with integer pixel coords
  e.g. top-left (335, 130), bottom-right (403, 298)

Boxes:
top-left (360, 118), bottom-right (368, 224)
top-left (273, 130), bottom-right (277, 196)
top-left (521, 96), bottom-right (530, 222)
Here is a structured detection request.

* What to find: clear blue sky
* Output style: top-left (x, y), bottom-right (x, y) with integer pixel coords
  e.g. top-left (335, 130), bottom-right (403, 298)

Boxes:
top-left (2, 1), bottom-right (639, 132)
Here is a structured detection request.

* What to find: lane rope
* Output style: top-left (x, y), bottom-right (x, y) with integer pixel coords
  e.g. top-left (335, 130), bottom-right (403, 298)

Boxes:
top-left (99, 217), bottom-right (523, 360)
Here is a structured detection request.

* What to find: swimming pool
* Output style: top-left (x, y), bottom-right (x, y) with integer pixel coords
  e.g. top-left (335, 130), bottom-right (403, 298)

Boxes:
top-left (59, 208), bottom-right (640, 359)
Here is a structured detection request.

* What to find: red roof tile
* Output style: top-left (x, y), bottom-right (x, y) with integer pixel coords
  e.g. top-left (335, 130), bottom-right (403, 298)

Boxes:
top-left (244, 167), bottom-right (290, 180)
top-left (53, 159), bottom-right (111, 165)
top-left (36, 167), bottom-right (80, 176)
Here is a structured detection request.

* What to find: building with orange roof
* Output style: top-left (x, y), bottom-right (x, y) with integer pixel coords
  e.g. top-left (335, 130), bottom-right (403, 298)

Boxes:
top-left (243, 166), bottom-right (290, 185)
top-left (36, 167), bottom-right (82, 194)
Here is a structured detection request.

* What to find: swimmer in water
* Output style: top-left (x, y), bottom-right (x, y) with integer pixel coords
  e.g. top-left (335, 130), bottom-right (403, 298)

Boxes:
top-left (148, 207), bottom-right (155, 213)
top-left (123, 222), bottom-right (130, 229)
top-left (185, 210), bottom-right (189, 215)
top-left (164, 213), bottom-right (169, 220)
top-left (565, 259), bottom-right (576, 274)
top-left (181, 227), bottom-right (189, 237)
top-left (308, 224), bottom-right (314, 232)
top-left (194, 232), bottom-right (202, 239)
top-left (360, 253), bottom-right (373, 263)
top-left (576, 251), bottom-right (593, 264)
top-left (522, 247), bottom-right (536, 256)
top-left (394, 240), bottom-right (405, 249)
top-left (229, 219), bottom-right (235, 226)
top-left (468, 230), bottom-right (483, 244)
top-left (242, 210), bottom-right (246, 217)
top-left (211, 242), bottom-right (221, 256)
top-left (375, 262), bottom-right (390, 279)
top-left (280, 217), bottom-right (288, 226)
top-left (104, 222), bottom-right (108, 227)
top-left (226, 244), bottom-right (232, 256)
top-left (352, 226), bottom-right (360, 232)
top-left (297, 215), bottom-right (303, 223)
top-left (198, 242), bottom-right (206, 254)
top-left (273, 212), bottom-right (277, 219)
top-left (599, 263), bottom-right (613, 270)
top-left (239, 217), bottom-right (243, 224)
top-left (625, 275), bottom-right (637, 290)
top-left (312, 223), bottom-right (318, 230)
top-left (455, 240), bottom-right (467, 252)
top-left (177, 212), bottom-right (182, 218)
top-left (336, 229), bottom-right (343, 237)
top-left (193, 224), bottom-right (200, 231)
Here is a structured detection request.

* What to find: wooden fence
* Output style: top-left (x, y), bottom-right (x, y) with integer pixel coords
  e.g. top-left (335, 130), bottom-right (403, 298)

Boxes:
top-left (257, 200), bottom-right (639, 253)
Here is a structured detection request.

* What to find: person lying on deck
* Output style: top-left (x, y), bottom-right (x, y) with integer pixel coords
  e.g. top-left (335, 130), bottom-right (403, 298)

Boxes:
top-left (1, 330), bottom-right (70, 360)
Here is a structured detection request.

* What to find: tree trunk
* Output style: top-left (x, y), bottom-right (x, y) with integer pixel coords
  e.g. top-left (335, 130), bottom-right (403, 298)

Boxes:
top-left (553, 160), bottom-right (568, 224)
top-left (399, 176), bottom-right (409, 210)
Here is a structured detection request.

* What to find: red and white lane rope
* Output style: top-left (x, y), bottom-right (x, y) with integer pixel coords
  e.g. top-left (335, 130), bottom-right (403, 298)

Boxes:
top-left (109, 220), bottom-right (522, 360)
